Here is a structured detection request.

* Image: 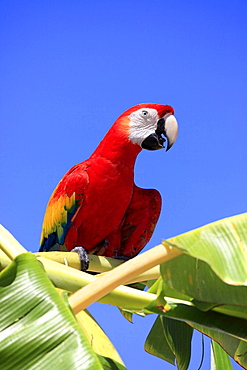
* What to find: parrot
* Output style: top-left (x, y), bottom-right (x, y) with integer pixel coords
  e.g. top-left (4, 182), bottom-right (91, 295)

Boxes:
top-left (39, 103), bottom-right (178, 270)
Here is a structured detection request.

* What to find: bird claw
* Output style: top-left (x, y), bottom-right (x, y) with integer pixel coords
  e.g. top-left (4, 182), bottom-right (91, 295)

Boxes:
top-left (71, 246), bottom-right (89, 271)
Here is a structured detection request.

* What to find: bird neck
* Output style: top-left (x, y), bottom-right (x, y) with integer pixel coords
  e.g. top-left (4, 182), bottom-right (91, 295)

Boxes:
top-left (90, 121), bottom-right (142, 168)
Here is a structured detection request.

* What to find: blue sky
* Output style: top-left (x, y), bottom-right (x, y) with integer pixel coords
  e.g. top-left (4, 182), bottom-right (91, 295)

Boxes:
top-left (1, 1), bottom-right (247, 369)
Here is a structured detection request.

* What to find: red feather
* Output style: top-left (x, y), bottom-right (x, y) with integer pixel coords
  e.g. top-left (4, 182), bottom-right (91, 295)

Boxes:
top-left (40, 103), bottom-right (174, 258)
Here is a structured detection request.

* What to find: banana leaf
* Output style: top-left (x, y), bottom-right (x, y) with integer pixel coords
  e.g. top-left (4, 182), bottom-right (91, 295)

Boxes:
top-left (193, 324), bottom-right (247, 369)
top-left (145, 315), bottom-right (193, 370)
top-left (146, 214), bottom-right (247, 369)
top-left (0, 253), bottom-right (126, 370)
top-left (211, 340), bottom-right (233, 369)
top-left (165, 213), bottom-right (247, 285)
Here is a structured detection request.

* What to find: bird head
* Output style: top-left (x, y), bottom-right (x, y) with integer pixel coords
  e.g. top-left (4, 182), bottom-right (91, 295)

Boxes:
top-left (121, 103), bottom-right (178, 151)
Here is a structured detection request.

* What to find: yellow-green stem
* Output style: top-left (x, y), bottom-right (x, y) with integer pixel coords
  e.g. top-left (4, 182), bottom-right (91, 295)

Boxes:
top-left (0, 249), bottom-right (11, 270)
top-left (38, 256), bottom-right (157, 309)
top-left (0, 225), bottom-right (27, 259)
top-left (34, 252), bottom-right (123, 272)
top-left (69, 244), bottom-right (182, 314)
top-left (35, 251), bottom-right (161, 284)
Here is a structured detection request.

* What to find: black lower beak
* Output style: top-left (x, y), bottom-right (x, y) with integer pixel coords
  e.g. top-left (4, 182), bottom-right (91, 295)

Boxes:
top-left (141, 118), bottom-right (167, 151)
top-left (141, 133), bottom-right (163, 150)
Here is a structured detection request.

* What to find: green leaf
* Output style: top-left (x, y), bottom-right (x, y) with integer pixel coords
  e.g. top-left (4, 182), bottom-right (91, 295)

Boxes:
top-left (97, 355), bottom-right (127, 370)
top-left (118, 308), bottom-right (133, 323)
top-left (75, 309), bottom-right (125, 365)
top-left (145, 301), bottom-right (247, 343)
top-left (145, 316), bottom-right (176, 365)
top-left (211, 340), bottom-right (233, 369)
top-left (192, 324), bottom-right (247, 369)
top-left (0, 253), bottom-right (126, 370)
top-left (148, 275), bottom-right (193, 302)
top-left (234, 340), bottom-right (247, 368)
top-left (165, 213), bottom-right (247, 285)
top-left (118, 282), bottom-right (147, 322)
top-left (160, 254), bottom-right (247, 308)
top-left (145, 316), bottom-right (193, 370)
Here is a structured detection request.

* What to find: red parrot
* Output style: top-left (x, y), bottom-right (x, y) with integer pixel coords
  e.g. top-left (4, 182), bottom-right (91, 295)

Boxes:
top-left (40, 103), bottom-right (178, 270)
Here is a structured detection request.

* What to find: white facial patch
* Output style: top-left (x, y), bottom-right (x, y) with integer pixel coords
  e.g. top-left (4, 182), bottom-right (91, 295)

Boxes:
top-left (128, 108), bottom-right (159, 146)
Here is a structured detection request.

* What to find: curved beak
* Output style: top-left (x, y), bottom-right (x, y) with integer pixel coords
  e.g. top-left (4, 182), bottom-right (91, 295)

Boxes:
top-left (141, 114), bottom-right (178, 151)
top-left (163, 114), bottom-right (178, 151)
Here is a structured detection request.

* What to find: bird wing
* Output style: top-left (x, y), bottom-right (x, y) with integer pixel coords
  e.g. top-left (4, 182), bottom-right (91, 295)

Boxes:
top-left (40, 163), bottom-right (89, 251)
top-left (119, 185), bottom-right (162, 257)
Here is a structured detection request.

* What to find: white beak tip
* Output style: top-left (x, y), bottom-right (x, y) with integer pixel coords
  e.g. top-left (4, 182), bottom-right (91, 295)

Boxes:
top-left (165, 115), bottom-right (178, 150)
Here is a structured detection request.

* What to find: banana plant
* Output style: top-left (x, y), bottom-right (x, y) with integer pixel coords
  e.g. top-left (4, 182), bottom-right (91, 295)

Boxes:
top-left (1, 213), bottom-right (247, 369)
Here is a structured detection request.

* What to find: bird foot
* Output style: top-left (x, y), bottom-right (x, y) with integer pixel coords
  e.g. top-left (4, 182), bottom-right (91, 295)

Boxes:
top-left (71, 246), bottom-right (89, 271)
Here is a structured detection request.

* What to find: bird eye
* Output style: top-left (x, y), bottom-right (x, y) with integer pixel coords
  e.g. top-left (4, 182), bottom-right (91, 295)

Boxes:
top-left (141, 110), bottom-right (148, 117)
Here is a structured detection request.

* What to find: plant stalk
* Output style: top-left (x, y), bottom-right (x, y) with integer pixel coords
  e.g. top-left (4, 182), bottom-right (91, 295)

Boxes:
top-left (69, 243), bottom-right (182, 314)
top-left (35, 251), bottom-right (161, 283)
top-left (38, 256), bottom-right (158, 309)
top-left (35, 252), bottom-right (123, 272)
top-left (0, 225), bottom-right (27, 259)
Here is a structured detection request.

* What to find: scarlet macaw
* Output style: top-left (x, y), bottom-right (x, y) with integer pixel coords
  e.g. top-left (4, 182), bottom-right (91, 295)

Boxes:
top-left (40, 103), bottom-right (178, 270)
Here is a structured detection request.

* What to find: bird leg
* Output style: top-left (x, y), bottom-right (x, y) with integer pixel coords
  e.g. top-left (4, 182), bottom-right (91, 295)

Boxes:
top-left (71, 246), bottom-right (90, 271)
